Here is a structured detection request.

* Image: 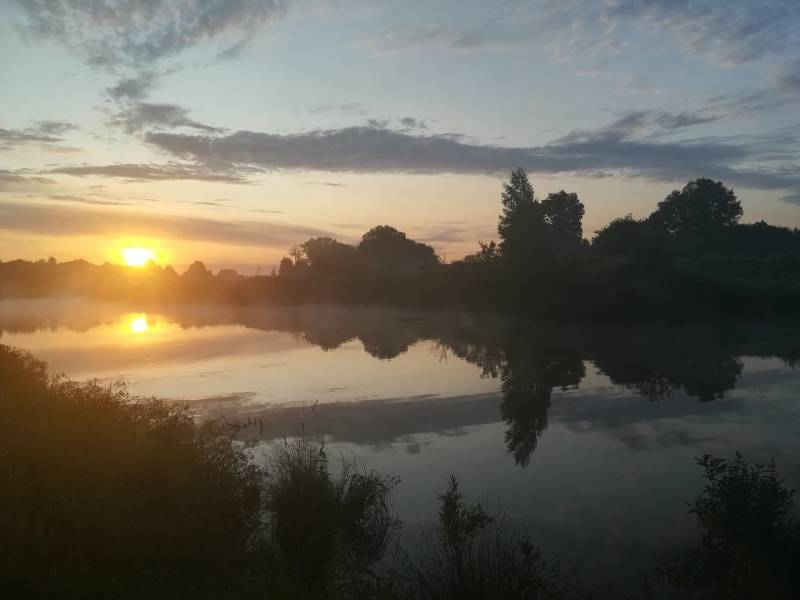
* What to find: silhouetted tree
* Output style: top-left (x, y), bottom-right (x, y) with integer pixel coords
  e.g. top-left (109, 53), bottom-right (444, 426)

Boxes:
top-left (542, 190), bottom-right (585, 249)
top-left (183, 260), bottom-right (213, 280)
top-left (462, 241), bottom-right (501, 265)
top-left (650, 178), bottom-right (742, 236)
top-left (357, 225), bottom-right (439, 272)
top-left (278, 257), bottom-right (294, 276)
top-left (300, 236), bottom-right (356, 275)
top-left (592, 214), bottom-right (671, 263)
top-left (216, 268), bottom-right (239, 284)
top-left (498, 168), bottom-right (551, 271)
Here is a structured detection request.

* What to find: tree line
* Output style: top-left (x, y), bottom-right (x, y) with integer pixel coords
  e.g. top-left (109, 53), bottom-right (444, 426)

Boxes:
top-left (2, 169), bottom-right (800, 318)
top-left (277, 169), bottom-right (800, 276)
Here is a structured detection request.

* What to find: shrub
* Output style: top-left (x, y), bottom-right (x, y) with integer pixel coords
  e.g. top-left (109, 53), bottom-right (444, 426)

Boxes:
top-left (656, 453), bottom-right (800, 599)
top-left (264, 438), bottom-right (400, 597)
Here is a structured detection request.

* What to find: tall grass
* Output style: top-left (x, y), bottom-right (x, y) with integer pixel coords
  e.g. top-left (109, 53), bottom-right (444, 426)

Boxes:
top-left (264, 437), bottom-right (400, 597)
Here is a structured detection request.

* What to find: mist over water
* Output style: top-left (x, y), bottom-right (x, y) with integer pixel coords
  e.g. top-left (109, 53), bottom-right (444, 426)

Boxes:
top-left (3, 299), bottom-right (800, 584)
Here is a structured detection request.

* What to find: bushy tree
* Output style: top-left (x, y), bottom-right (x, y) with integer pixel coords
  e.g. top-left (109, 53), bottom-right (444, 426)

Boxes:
top-left (183, 260), bottom-right (213, 279)
top-left (357, 225), bottom-right (439, 272)
top-left (300, 236), bottom-right (357, 275)
top-left (278, 257), bottom-right (294, 276)
top-left (592, 214), bottom-right (671, 263)
top-left (650, 178), bottom-right (742, 236)
top-left (542, 190), bottom-right (584, 244)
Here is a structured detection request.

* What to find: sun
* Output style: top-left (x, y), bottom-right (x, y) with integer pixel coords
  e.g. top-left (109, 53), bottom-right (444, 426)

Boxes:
top-left (129, 315), bottom-right (149, 334)
top-left (122, 247), bottom-right (156, 267)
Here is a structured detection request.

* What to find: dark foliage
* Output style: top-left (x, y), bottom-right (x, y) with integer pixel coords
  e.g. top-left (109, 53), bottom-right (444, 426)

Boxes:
top-left (0, 346), bottom-right (400, 599)
top-left (264, 438), bottom-right (400, 597)
top-left (650, 178), bottom-right (742, 237)
top-left (656, 453), bottom-right (800, 599)
top-left (0, 345), bottom-right (264, 598)
top-left (592, 215), bottom-right (671, 264)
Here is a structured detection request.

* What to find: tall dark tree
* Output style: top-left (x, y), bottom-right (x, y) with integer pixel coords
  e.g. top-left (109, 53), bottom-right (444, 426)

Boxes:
top-left (497, 168), bottom-right (550, 269)
top-left (650, 178), bottom-right (742, 236)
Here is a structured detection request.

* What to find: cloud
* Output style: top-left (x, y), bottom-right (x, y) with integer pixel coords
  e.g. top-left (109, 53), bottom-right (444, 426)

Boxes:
top-left (0, 201), bottom-right (327, 248)
top-left (705, 58), bottom-right (800, 116)
top-left (653, 111), bottom-right (721, 130)
top-left (106, 71), bottom-right (160, 101)
top-left (47, 162), bottom-right (250, 183)
top-left (144, 126), bottom-right (529, 174)
top-left (0, 169), bottom-right (55, 188)
top-left (781, 193), bottom-right (800, 206)
top-left (9, 0), bottom-right (289, 67)
top-left (363, 0), bottom-right (800, 68)
top-left (776, 57), bottom-right (800, 92)
top-left (0, 120), bottom-right (77, 149)
top-left (111, 102), bottom-right (223, 134)
top-left (304, 181), bottom-right (347, 187)
top-left (40, 194), bottom-right (131, 206)
top-left (137, 115), bottom-right (800, 198)
top-left (400, 116), bottom-right (428, 130)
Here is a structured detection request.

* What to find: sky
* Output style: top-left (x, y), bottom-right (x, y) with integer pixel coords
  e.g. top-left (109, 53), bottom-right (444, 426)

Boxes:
top-left (2, 0), bottom-right (800, 272)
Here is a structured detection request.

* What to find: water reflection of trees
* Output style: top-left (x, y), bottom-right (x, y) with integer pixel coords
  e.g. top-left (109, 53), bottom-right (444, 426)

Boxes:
top-left (4, 303), bottom-right (800, 466)
top-left (499, 339), bottom-right (584, 466)
top-left (587, 326), bottom-right (746, 402)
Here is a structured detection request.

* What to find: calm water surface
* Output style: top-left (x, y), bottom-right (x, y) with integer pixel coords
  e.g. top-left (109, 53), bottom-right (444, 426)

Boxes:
top-left (3, 299), bottom-right (800, 584)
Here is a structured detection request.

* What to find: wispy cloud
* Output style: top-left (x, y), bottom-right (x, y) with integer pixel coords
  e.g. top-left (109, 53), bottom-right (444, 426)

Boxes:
top-left (0, 201), bottom-right (326, 248)
top-left (0, 121), bottom-right (77, 150)
top-left (9, 0), bottom-right (290, 68)
top-left (362, 0), bottom-right (800, 68)
top-left (48, 162), bottom-right (250, 183)
top-left (40, 194), bottom-right (131, 206)
top-left (0, 169), bottom-right (55, 188)
top-left (111, 102), bottom-right (223, 134)
top-left (105, 71), bottom-right (161, 101)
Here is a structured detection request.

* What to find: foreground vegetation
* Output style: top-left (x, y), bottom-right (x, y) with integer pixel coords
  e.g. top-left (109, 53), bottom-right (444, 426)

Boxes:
top-left (2, 344), bottom-right (799, 598)
top-left (3, 173), bottom-right (800, 320)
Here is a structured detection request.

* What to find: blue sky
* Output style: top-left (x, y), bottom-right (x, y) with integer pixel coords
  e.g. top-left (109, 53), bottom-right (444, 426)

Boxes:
top-left (2, 0), bottom-right (799, 270)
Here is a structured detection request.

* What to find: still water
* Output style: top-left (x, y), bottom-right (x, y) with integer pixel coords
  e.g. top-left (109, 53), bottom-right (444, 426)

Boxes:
top-left (3, 299), bottom-right (800, 584)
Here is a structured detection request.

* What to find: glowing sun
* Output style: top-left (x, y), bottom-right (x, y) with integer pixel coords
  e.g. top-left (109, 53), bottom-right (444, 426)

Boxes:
top-left (129, 315), bottom-right (149, 334)
top-left (122, 247), bottom-right (156, 267)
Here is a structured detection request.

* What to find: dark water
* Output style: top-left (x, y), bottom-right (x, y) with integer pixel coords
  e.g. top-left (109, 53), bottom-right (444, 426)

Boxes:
top-left (3, 299), bottom-right (800, 585)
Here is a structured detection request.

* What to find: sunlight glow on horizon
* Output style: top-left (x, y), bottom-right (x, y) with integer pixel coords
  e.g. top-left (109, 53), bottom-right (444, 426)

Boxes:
top-left (122, 248), bottom-right (157, 267)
